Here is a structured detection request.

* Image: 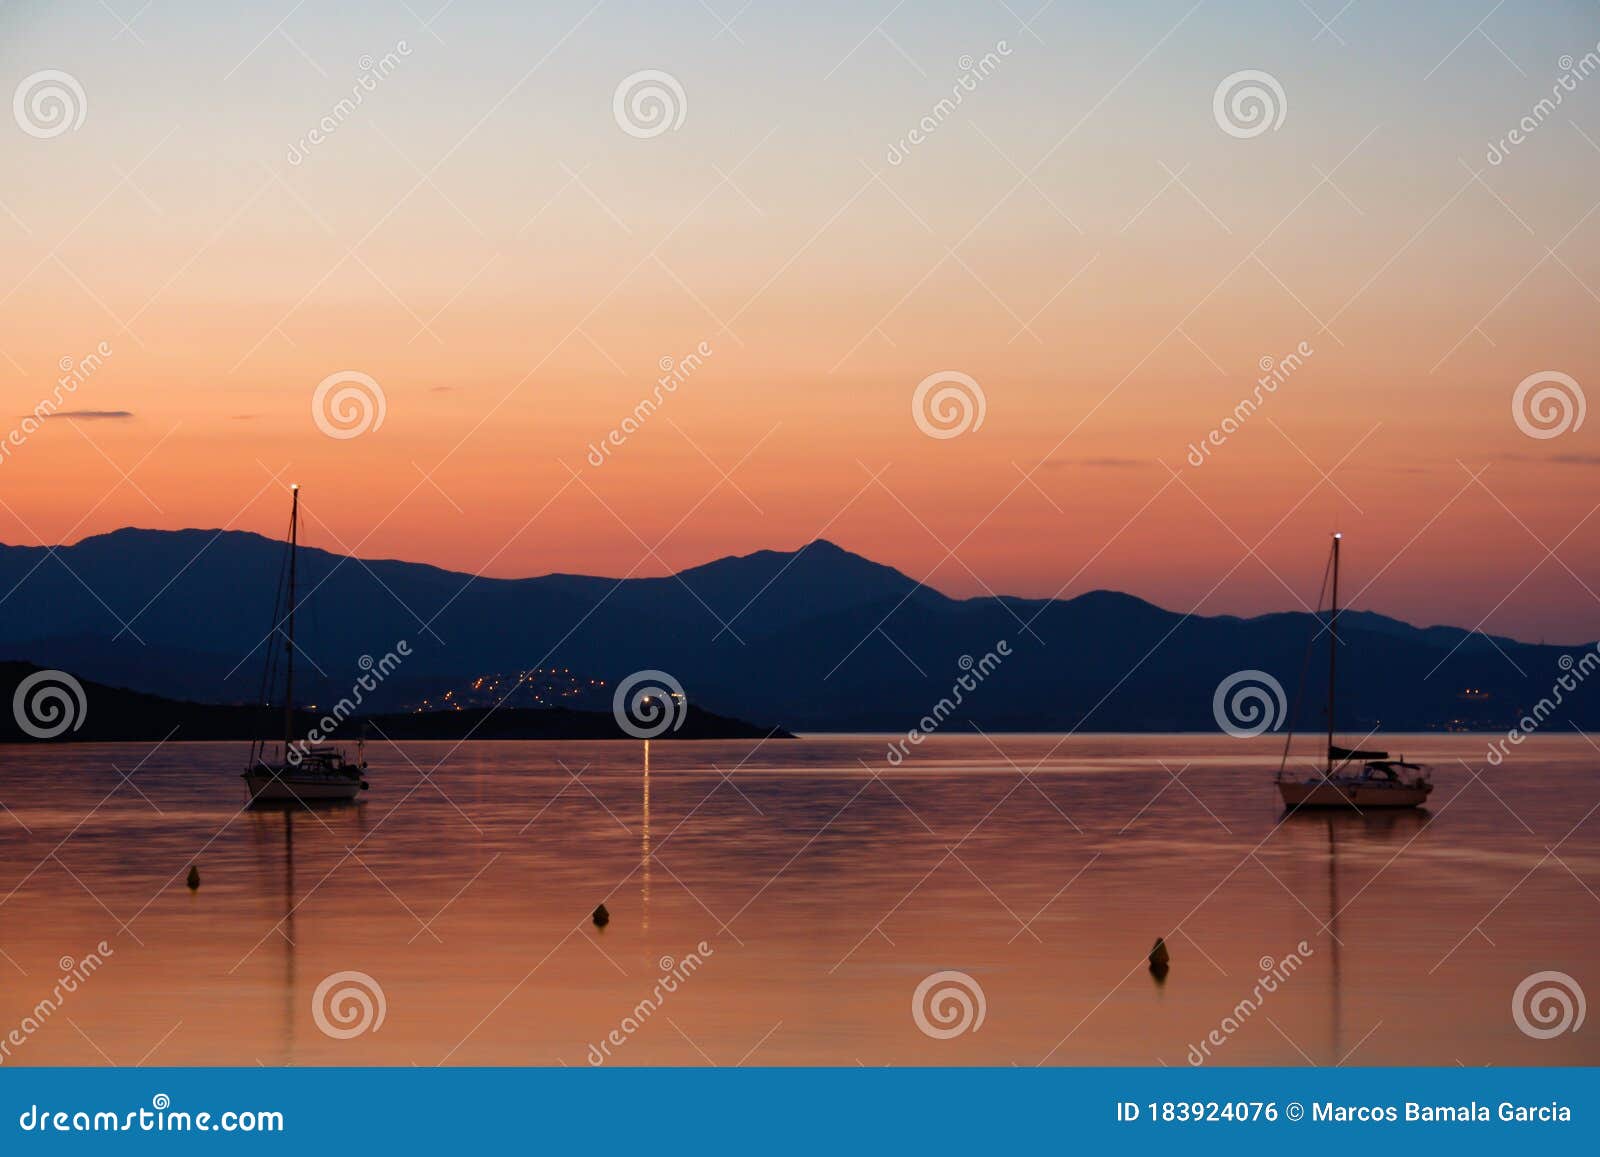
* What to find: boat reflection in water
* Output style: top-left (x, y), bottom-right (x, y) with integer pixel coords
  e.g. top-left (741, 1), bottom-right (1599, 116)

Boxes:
top-left (247, 800), bottom-right (369, 1060)
top-left (1279, 807), bottom-right (1430, 1062)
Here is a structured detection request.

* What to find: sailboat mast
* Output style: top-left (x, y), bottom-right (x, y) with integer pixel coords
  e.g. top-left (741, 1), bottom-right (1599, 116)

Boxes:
top-left (283, 484), bottom-right (299, 754)
top-left (1327, 532), bottom-right (1340, 774)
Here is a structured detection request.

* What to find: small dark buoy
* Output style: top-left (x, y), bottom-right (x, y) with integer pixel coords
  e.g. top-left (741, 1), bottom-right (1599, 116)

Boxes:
top-left (1148, 936), bottom-right (1170, 983)
top-left (186, 865), bottom-right (201, 891)
top-left (592, 903), bottom-right (610, 927)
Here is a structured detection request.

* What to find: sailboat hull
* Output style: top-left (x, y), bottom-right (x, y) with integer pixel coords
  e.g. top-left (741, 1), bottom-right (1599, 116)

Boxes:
top-left (1277, 779), bottom-right (1431, 809)
top-left (244, 768), bottom-right (365, 804)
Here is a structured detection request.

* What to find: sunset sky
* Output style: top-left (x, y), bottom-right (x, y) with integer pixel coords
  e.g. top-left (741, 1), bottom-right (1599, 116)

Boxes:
top-left (2, 1), bottom-right (1597, 642)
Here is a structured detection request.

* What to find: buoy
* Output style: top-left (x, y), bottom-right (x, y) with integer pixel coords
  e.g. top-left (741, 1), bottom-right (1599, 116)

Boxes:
top-left (592, 903), bottom-right (610, 927)
top-left (186, 865), bottom-right (201, 891)
top-left (1148, 936), bottom-right (1170, 982)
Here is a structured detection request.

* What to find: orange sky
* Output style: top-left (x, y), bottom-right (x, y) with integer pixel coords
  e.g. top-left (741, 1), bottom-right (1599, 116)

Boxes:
top-left (2, 2), bottom-right (1598, 641)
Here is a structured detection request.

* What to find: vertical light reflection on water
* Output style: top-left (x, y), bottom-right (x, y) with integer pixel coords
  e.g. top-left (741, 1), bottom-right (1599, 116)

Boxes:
top-left (251, 807), bottom-right (299, 1064)
top-left (641, 740), bottom-right (651, 935)
top-left (283, 809), bottom-right (296, 1064)
top-left (1327, 815), bottom-right (1341, 1065)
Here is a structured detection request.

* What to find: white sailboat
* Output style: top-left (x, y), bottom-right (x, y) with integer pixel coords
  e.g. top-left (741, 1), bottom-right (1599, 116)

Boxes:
top-left (1275, 533), bottom-right (1432, 810)
top-left (243, 484), bottom-right (368, 805)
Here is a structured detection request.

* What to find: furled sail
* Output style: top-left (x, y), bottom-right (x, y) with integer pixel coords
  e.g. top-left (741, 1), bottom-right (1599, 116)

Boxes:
top-left (1330, 744), bottom-right (1387, 762)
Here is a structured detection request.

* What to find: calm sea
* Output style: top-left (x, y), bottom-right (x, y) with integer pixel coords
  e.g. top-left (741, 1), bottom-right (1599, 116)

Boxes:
top-left (1, 734), bottom-right (1595, 1067)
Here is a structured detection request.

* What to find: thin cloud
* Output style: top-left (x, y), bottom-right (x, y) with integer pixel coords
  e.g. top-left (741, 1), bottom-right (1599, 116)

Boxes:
top-left (1503, 452), bottom-right (1600, 467)
top-left (1039, 456), bottom-right (1148, 469)
top-left (41, 410), bottom-right (133, 421)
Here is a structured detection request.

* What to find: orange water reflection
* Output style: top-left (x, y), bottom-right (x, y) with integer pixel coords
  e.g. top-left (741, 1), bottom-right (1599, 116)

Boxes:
top-left (0, 734), bottom-right (1594, 1067)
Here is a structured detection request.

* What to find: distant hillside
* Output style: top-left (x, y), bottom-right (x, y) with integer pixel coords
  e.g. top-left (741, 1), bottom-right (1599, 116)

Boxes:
top-left (1, 529), bottom-right (1596, 734)
top-left (0, 662), bottom-right (789, 743)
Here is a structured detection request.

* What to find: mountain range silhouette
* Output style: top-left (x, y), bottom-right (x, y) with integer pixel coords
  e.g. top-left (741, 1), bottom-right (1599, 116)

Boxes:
top-left (2, 528), bottom-right (1594, 733)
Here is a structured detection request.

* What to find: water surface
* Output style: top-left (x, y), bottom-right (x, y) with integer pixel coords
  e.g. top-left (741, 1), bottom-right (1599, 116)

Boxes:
top-left (1, 734), bottom-right (1595, 1066)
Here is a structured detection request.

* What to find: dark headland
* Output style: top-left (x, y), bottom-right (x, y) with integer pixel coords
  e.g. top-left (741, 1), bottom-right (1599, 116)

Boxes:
top-left (0, 662), bottom-right (791, 744)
